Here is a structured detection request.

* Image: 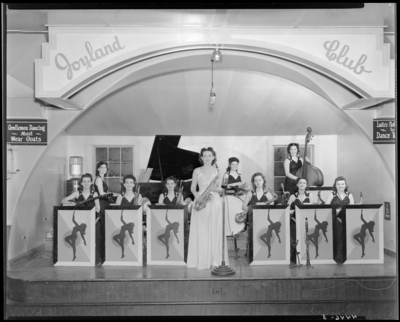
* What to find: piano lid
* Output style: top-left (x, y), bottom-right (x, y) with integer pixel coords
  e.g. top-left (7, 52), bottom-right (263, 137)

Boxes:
top-left (146, 135), bottom-right (202, 181)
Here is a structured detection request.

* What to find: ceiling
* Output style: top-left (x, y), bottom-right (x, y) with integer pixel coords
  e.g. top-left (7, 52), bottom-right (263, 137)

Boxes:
top-left (6, 5), bottom-right (395, 32)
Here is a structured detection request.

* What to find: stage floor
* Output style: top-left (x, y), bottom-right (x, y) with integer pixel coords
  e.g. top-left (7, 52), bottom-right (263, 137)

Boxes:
top-left (7, 249), bottom-right (396, 282)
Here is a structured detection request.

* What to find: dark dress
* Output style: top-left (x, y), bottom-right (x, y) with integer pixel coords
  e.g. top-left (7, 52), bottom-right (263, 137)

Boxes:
top-left (228, 173), bottom-right (242, 185)
top-left (284, 157), bottom-right (303, 195)
top-left (331, 191), bottom-right (351, 264)
top-left (76, 192), bottom-right (95, 208)
top-left (94, 176), bottom-right (109, 264)
top-left (289, 191), bottom-right (311, 263)
top-left (121, 195), bottom-right (136, 206)
top-left (162, 193), bottom-right (178, 205)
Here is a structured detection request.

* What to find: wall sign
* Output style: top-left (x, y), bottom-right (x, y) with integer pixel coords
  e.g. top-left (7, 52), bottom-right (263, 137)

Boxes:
top-left (384, 202), bottom-right (391, 220)
top-left (7, 119), bottom-right (47, 145)
top-left (373, 118), bottom-right (395, 144)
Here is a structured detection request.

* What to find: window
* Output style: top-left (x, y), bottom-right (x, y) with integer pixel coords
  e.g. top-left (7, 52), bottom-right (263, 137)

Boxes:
top-left (274, 145), bottom-right (313, 201)
top-left (95, 146), bottom-right (134, 193)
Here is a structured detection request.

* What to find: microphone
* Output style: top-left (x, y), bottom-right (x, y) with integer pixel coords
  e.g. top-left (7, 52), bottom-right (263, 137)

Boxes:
top-left (222, 176), bottom-right (229, 190)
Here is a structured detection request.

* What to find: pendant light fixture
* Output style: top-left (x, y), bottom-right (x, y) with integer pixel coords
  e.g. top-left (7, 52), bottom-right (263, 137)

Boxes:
top-left (210, 49), bottom-right (222, 108)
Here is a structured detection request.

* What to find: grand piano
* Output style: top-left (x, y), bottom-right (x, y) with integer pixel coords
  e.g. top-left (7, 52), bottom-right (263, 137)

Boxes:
top-left (139, 135), bottom-right (202, 204)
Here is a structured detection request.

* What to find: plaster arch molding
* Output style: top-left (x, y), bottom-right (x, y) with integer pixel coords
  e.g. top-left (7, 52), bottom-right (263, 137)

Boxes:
top-left (35, 27), bottom-right (394, 114)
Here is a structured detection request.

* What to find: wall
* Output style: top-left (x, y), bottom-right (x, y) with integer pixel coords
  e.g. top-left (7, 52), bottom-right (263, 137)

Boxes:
top-left (8, 133), bottom-right (68, 260)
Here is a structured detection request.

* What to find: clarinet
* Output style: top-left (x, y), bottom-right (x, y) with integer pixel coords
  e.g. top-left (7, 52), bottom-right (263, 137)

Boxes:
top-left (305, 217), bottom-right (313, 268)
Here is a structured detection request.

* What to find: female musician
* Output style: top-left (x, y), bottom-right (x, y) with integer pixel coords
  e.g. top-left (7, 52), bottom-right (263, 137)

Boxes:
top-left (259, 210), bottom-right (282, 258)
top-left (284, 143), bottom-right (310, 195)
top-left (113, 211), bottom-right (135, 258)
top-left (241, 172), bottom-right (274, 232)
top-left (64, 211), bottom-right (87, 261)
top-left (307, 210), bottom-right (329, 259)
top-left (353, 210), bottom-right (375, 258)
top-left (158, 176), bottom-right (186, 205)
top-left (61, 173), bottom-right (101, 213)
top-left (116, 175), bottom-right (143, 206)
top-left (222, 157), bottom-right (242, 192)
top-left (158, 210), bottom-right (180, 259)
top-left (287, 177), bottom-right (314, 265)
top-left (187, 147), bottom-right (228, 270)
top-left (324, 176), bottom-right (354, 264)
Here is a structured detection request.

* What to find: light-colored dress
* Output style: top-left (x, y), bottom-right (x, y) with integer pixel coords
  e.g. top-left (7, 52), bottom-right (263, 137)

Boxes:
top-left (187, 168), bottom-right (229, 270)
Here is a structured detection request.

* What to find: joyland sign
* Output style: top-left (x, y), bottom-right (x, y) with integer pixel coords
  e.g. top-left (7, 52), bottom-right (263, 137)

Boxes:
top-left (373, 119), bottom-right (396, 144)
top-left (7, 119), bottom-right (48, 145)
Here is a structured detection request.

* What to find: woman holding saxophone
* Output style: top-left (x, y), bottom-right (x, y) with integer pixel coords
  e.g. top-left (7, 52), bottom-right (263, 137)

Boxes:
top-left (187, 147), bottom-right (229, 270)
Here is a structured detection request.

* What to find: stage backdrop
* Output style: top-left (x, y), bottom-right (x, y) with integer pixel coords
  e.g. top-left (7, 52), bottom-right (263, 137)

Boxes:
top-left (103, 207), bottom-right (143, 266)
top-left (345, 205), bottom-right (383, 264)
top-left (147, 206), bottom-right (187, 266)
top-left (54, 207), bottom-right (96, 266)
top-left (250, 206), bottom-right (290, 265)
top-left (296, 205), bottom-right (335, 265)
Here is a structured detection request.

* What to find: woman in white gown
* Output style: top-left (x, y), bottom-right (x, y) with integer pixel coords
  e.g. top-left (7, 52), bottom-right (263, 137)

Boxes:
top-left (187, 147), bottom-right (229, 270)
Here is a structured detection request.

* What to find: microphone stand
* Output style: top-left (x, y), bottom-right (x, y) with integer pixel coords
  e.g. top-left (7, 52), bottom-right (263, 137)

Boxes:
top-left (212, 180), bottom-right (235, 276)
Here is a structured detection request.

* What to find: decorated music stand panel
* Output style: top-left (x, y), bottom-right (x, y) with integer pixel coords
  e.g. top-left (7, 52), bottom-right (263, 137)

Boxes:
top-left (296, 205), bottom-right (335, 265)
top-left (147, 205), bottom-right (188, 266)
top-left (250, 205), bottom-right (290, 265)
top-left (53, 207), bottom-right (96, 266)
top-left (345, 205), bottom-right (383, 264)
top-left (103, 206), bottom-right (143, 266)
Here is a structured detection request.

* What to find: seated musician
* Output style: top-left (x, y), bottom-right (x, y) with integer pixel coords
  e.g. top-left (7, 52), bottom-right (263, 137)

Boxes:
top-left (287, 177), bottom-right (313, 266)
top-left (158, 176), bottom-right (186, 205)
top-left (61, 173), bottom-right (101, 213)
top-left (222, 157), bottom-right (242, 194)
top-left (241, 172), bottom-right (274, 233)
top-left (115, 175), bottom-right (143, 206)
top-left (324, 176), bottom-right (354, 265)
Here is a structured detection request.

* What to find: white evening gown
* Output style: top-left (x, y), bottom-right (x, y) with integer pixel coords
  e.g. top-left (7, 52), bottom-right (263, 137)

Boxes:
top-left (187, 168), bottom-right (229, 270)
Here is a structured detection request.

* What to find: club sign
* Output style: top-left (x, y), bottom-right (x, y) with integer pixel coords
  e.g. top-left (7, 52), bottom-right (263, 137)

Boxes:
top-left (7, 119), bottom-right (48, 145)
top-left (373, 118), bottom-right (396, 144)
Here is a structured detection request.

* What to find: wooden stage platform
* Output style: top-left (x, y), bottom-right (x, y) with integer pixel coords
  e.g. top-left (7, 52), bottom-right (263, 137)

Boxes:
top-left (6, 248), bottom-right (397, 318)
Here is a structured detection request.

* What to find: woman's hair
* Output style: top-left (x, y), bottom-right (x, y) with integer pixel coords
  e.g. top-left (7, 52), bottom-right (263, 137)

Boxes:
top-left (78, 173), bottom-right (95, 194)
top-left (199, 147), bottom-right (218, 168)
top-left (295, 176), bottom-right (308, 193)
top-left (172, 222), bottom-right (180, 233)
top-left (320, 221), bottom-right (329, 233)
top-left (163, 176), bottom-right (177, 193)
top-left (332, 176), bottom-right (349, 193)
top-left (226, 157), bottom-right (240, 174)
top-left (287, 143), bottom-right (300, 160)
top-left (121, 174), bottom-right (137, 196)
top-left (95, 161), bottom-right (108, 177)
top-left (251, 172), bottom-right (267, 191)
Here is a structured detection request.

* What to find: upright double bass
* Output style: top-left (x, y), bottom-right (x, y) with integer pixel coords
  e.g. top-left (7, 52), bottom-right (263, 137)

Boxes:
top-left (296, 127), bottom-right (324, 187)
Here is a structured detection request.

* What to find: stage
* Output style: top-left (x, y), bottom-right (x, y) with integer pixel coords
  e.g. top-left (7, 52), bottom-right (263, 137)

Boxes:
top-left (6, 247), bottom-right (397, 318)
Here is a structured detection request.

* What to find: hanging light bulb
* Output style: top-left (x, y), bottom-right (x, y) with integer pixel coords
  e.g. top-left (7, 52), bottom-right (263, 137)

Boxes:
top-left (210, 90), bottom-right (216, 108)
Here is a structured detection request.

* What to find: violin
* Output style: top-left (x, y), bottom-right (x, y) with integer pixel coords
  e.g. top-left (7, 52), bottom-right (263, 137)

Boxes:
top-left (295, 127), bottom-right (324, 187)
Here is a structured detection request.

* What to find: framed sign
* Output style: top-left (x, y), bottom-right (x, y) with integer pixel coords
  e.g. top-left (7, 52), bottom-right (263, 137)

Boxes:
top-left (373, 118), bottom-right (395, 144)
top-left (384, 202), bottom-right (391, 220)
top-left (296, 205), bottom-right (335, 264)
top-left (7, 119), bottom-right (47, 145)
top-left (147, 205), bottom-right (188, 265)
top-left (249, 205), bottom-right (290, 265)
top-left (53, 206), bottom-right (96, 266)
top-left (103, 206), bottom-right (143, 266)
top-left (345, 205), bottom-right (383, 264)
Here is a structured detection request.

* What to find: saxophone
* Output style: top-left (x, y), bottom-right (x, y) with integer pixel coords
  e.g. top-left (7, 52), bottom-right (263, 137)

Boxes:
top-left (193, 170), bottom-right (220, 211)
top-left (266, 185), bottom-right (278, 205)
